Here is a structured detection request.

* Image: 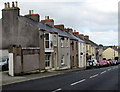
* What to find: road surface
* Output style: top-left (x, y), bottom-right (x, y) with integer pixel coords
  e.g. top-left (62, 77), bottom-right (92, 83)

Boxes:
top-left (2, 65), bottom-right (120, 92)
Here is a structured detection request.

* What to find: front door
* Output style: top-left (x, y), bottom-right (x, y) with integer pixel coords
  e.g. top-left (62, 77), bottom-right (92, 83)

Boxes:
top-left (45, 54), bottom-right (51, 69)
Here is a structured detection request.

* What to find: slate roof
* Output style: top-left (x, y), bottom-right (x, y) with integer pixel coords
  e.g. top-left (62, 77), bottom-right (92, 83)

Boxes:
top-left (65, 31), bottom-right (84, 42)
top-left (74, 34), bottom-right (98, 47)
top-left (19, 16), bottom-right (69, 37)
top-left (103, 46), bottom-right (118, 51)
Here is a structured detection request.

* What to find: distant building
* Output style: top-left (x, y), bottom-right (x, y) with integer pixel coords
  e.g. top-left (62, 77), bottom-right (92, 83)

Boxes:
top-left (102, 46), bottom-right (118, 60)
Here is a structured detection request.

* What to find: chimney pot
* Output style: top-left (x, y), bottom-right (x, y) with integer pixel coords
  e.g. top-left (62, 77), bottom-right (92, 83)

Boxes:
top-left (29, 10), bottom-right (32, 15)
top-left (45, 16), bottom-right (49, 20)
top-left (15, 1), bottom-right (18, 7)
top-left (4, 3), bottom-right (7, 8)
top-left (31, 10), bottom-right (34, 14)
top-left (7, 2), bottom-right (10, 8)
top-left (12, 2), bottom-right (15, 7)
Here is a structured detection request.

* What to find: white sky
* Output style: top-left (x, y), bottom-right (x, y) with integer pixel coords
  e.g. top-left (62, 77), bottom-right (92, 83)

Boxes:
top-left (0, 0), bottom-right (119, 46)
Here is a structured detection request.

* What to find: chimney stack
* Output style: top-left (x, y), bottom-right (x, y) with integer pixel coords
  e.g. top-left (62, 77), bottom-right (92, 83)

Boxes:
top-left (78, 34), bottom-right (84, 39)
top-left (41, 16), bottom-right (54, 27)
top-left (54, 24), bottom-right (64, 31)
top-left (12, 2), bottom-right (15, 7)
top-left (65, 28), bottom-right (73, 33)
top-left (7, 2), bottom-right (10, 8)
top-left (25, 10), bottom-right (40, 22)
top-left (84, 35), bottom-right (89, 40)
top-left (73, 32), bottom-right (79, 36)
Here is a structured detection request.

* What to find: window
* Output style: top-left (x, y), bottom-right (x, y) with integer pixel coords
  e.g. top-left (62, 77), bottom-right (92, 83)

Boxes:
top-left (71, 41), bottom-right (74, 50)
top-left (76, 42), bottom-right (78, 50)
top-left (61, 55), bottom-right (64, 65)
top-left (45, 33), bottom-right (53, 48)
top-left (45, 34), bottom-right (49, 48)
top-left (61, 38), bottom-right (64, 47)
top-left (53, 35), bottom-right (57, 46)
top-left (45, 54), bottom-right (51, 67)
top-left (66, 38), bottom-right (69, 47)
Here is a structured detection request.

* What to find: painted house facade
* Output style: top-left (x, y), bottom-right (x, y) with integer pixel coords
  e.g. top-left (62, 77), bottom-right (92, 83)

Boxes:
top-left (102, 46), bottom-right (118, 60)
top-left (73, 32), bottom-right (86, 69)
top-left (54, 25), bottom-right (71, 70)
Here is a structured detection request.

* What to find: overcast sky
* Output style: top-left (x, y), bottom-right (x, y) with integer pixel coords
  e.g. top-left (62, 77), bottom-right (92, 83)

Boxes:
top-left (0, 0), bottom-right (119, 46)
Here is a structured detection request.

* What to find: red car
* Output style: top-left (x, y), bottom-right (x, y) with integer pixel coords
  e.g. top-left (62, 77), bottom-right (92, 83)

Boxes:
top-left (98, 60), bottom-right (109, 67)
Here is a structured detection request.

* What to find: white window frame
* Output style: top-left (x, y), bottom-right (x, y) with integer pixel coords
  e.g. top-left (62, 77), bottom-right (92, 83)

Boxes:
top-left (45, 33), bottom-right (53, 49)
top-left (53, 35), bottom-right (57, 46)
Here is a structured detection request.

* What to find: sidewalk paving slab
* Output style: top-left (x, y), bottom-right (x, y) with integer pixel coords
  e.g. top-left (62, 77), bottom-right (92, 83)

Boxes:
top-left (0, 68), bottom-right (83, 86)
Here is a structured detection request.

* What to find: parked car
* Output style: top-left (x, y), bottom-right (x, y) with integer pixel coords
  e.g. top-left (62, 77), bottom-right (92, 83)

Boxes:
top-left (116, 60), bottom-right (120, 64)
top-left (109, 60), bottom-right (117, 65)
top-left (86, 59), bottom-right (99, 68)
top-left (98, 60), bottom-right (109, 67)
top-left (0, 57), bottom-right (9, 71)
top-left (112, 60), bottom-right (117, 65)
top-left (108, 60), bottom-right (113, 65)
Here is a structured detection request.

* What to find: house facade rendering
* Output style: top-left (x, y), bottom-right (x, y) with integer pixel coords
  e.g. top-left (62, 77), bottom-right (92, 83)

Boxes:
top-left (102, 46), bottom-right (118, 60)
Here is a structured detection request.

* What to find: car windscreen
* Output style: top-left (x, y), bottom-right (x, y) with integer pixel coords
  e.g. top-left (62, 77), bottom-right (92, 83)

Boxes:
top-left (0, 58), bottom-right (7, 62)
top-left (99, 61), bottom-right (106, 63)
top-left (87, 60), bottom-right (93, 62)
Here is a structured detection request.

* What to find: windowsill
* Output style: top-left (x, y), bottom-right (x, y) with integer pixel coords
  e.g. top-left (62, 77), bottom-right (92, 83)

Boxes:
top-left (61, 63), bottom-right (65, 66)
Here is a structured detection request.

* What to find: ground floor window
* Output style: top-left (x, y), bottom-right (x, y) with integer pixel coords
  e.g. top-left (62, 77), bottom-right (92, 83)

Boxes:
top-left (61, 55), bottom-right (64, 65)
top-left (45, 54), bottom-right (51, 67)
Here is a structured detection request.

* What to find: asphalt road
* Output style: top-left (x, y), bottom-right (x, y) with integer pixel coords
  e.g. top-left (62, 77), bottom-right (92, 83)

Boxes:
top-left (2, 65), bottom-right (120, 92)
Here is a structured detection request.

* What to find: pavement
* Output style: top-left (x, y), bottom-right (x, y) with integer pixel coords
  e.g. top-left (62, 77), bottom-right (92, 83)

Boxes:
top-left (1, 65), bottom-right (120, 91)
top-left (0, 68), bottom-right (82, 86)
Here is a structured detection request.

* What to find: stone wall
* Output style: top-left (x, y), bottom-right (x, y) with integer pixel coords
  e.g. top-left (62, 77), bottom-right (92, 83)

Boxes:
top-left (9, 46), bottom-right (44, 76)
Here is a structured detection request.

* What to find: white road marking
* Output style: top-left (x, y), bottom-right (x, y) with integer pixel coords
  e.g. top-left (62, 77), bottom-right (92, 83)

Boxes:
top-left (70, 79), bottom-right (86, 86)
top-left (100, 70), bottom-right (106, 74)
top-left (89, 74), bottom-right (98, 78)
top-left (52, 88), bottom-right (62, 92)
top-left (108, 68), bottom-right (111, 71)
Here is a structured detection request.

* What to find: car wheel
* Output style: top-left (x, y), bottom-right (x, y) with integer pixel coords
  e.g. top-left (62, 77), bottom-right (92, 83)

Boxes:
top-left (2, 65), bottom-right (6, 71)
top-left (89, 62), bottom-right (93, 67)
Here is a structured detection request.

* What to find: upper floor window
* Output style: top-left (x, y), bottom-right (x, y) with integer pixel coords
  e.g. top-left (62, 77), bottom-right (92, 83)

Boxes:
top-left (61, 37), bottom-right (64, 47)
top-left (53, 35), bottom-right (57, 46)
top-left (66, 38), bottom-right (69, 47)
top-left (71, 41), bottom-right (74, 50)
top-left (45, 33), bottom-right (53, 48)
top-left (76, 42), bottom-right (78, 50)
top-left (45, 33), bottom-right (49, 48)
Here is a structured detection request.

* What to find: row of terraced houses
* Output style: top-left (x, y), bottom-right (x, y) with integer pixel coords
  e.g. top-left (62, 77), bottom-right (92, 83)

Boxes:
top-left (0, 2), bottom-right (104, 76)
